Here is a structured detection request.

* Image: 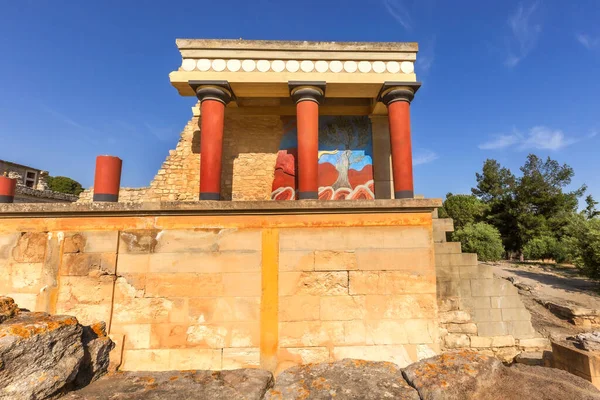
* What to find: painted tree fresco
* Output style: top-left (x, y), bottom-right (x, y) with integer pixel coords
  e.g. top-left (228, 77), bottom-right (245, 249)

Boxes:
top-left (271, 116), bottom-right (374, 200)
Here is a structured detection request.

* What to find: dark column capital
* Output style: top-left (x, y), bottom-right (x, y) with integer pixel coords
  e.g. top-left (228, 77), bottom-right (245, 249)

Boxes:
top-left (378, 82), bottom-right (422, 106)
top-left (189, 80), bottom-right (233, 105)
top-left (289, 81), bottom-right (326, 104)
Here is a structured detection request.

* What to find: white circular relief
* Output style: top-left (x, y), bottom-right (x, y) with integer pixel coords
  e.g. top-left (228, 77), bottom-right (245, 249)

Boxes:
top-left (344, 61), bottom-right (358, 73)
top-left (182, 59), bottom-right (196, 71)
top-left (358, 61), bottom-right (372, 73)
top-left (212, 59), bottom-right (226, 71)
top-left (197, 59), bottom-right (211, 71)
top-left (373, 61), bottom-right (386, 73)
top-left (315, 60), bottom-right (329, 72)
top-left (386, 61), bottom-right (400, 73)
top-left (226, 59), bottom-right (241, 72)
top-left (271, 60), bottom-right (285, 72)
top-left (257, 60), bottom-right (270, 72)
top-left (329, 60), bottom-right (343, 73)
top-left (242, 60), bottom-right (256, 72)
top-left (401, 61), bottom-right (414, 74)
top-left (301, 60), bottom-right (315, 72)
top-left (286, 60), bottom-right (300, 72)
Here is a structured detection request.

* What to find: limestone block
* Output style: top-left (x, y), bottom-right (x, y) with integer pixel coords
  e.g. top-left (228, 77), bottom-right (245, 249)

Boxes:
top-left (438, 297), bottom-right (460, 313)
top-left (320, 296), bottom-right (366, 321)
top-left (517, 337), bottom-right (551, 350)
top-left (470, 336), bottom-right (493, 348)
top-left (57, 275), bottom-right (115, 305)
top-left (436, 281), bottom-right (460, 297)
top-left (365, 320), bottom-right (409, 345)
top-left (11, 232), bottom-right (47, 263)
top-left (471, 279), bottom-right (511, 297)
top-left (382, 273), bottom-right (436, 295)
top-left (444, 334), bottom-right (470, 348)
top-left (459, 280), bottom-right (472, 297)
top-left (439, 310), bottom-right (471, 324)
top-left (356, 248), bottom-right (433, 271)
top-left (230, 322), bottom-right (260, 347)
top-left (460, 296), bottom-right (492, 310)
top-left (472, 309), bottom-right (503, 322)
top-left (491, 335), bottom-right (516, 348)
top-left (147, 252), bottom-right (261, 274)
top-left (56, 302), bottom-right (112, 327)
top-left (494, 346), bottom-right (519, 362)
top-left (152, 229), bottom-right (261, 253)
top-left (314, 250), bottom-right (357, 271)
top-left (404, 320), bottom-right (437, 344)
top-left (119, 230), bottom-right (159, 253)
top-left (279, 296), bottom-right (320, 322)
top-left (222, 273), bottom-right (261, 297)
top-left (150, 324), bottom-right (188, 348)
top-left (188, 297), bottom-right (260, 323)
top-left (186, 324), bottom-right (229, 347)
top-left (144, 273), bottom-right (223, 297)
top-left (4, 293), bottom-right (37, 311)
top-left (111, 324), bottom-right (152, 349)
top-left (477, 321), bottom-right (508, 337)
top-left (349, 271), bottom-right (381, 295)
top-left (111, 296), bottom-right (173, 325)
top-left (10, 262), bottom-right (43, 290)
top-left (279, 321), bottom-right (345, 347)
top-left (63, 233), bottom-right (85, 253)
top-left (222, 347), bottom-right (260, 369)
top-left (108, 333), bottom-right (124, 372)
top-left (332, 345), bottom-right (415, 367)
top-left (83, 231), bottom-right (119, 253)
top-left (279, 347), bottom-right (330, 365)
top-left (435, 265), bottom-right (460, 281)
top-left (490, 296), bottom-right (524, 309)
top-left (459, 265), bottom-right (493, 279)
top-left (434, 242), bottom-right (461, 254)
top-left (60, 253), bottom-right (116, 276)
top-left (279, 250), bottom-right (315, 271)
top-left (436, 253), bottom-right (477, 267)
top-left (116, 254), bottom-right (150, 274)
top-left (279, 271), bottom-right (348, 296)
top-left (506, 321), bottom-right (536, 338)
top-left (502, 308), bottom-right (532, 322)
top-left (0, 233), bottom-right (19, 260)
top-left (446, 323), bottom-right (477, 334)
top-left (366, 294), bottom-right (437, 320)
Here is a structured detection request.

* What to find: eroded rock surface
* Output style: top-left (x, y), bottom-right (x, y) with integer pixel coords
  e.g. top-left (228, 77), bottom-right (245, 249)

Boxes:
top-left (403, 351), bottom-right (600, 400)
top-left (64, 369), bottom-right (274, 400)
top-left (74, 322), bottom-right (115, 387)
top-left (0, 312), bottom-right (84, 400)
top-left (264, 358), bottom-right (419, 400)
top-left (0, 296), bottom-right (19, 323)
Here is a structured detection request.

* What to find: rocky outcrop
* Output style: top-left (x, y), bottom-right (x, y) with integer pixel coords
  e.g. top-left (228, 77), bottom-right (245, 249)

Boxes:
top-left (64, 369), bottom-right (274, 400)
top-left (0, 298), bottom-right (114, 400)
top-left (264, 359), bottom-right (420, 399)
top-left (403, 351), bottom-right (600, 400)
top-left (0, 297), bottom-right (19, 323)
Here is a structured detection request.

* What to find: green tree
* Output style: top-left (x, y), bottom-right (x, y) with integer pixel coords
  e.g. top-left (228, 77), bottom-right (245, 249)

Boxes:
top-left (452, 222), bottom-right (505, 262)
top-left (439, 193), bottom-right (487, 230)
top-left (583, 195), bottom-right (600, 220)
top-left (46, 176), bottom-right (84, 196)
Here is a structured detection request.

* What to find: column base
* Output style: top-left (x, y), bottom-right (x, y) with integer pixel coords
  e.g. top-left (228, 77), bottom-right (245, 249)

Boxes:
top-left (93, 193), bottom-right (119, 202)
top-left (0, 195), bottom-right (14, 203)
top-left (199, 192), bottom-right (221, 200)
top-left (394, 190), bottom-right (414, 199)
top-left (298, 191), bottom-right (318, 200)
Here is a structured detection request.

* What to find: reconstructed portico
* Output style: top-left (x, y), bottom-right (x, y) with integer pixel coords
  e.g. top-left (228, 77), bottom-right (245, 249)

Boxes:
top-left (168, 39), bottom-right (421, 201)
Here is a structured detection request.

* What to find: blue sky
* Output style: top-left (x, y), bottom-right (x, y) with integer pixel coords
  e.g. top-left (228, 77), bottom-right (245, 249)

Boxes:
top-left (1, 1), bottom-right (599, 202)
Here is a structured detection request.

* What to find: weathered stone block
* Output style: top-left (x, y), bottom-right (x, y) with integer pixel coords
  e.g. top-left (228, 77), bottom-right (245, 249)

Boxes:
top-left (332, 345), bottom-right (415, 367)
top-left (279, 347), bottom-right (330, 365)
top-left (439, 310), bottom-right (471, 324)
top-left (506, 320), bottom-right (537, 338)
top-left (121, 349), bottom-right (171, 371)
top-left (434, 242), bottom-right (462, 254)
top-left (477, 321), bottom-right (508, 337)
top-left (111, 324), bottom-right (151, 350)
top-left (470, 336), bottom-right (493, 348)
top-left (446, 323), bottom-right (477, 334)
top-left (119, 230), bottom-right (159, 253)
top-left (435, 265), bottom-right (460, 281)
top-left (222, 347), bottom-right (260, 369)
top-left (84, 231), bottom-right (119, 253)
top-left (188, 297), bottom-right (260, 323)
top-left (11, 232), bottom-right (47, 263)
top-left (150, 324), bottom-right (188, 348)
top-left (473, 308), bottom-right (503, 322)
top-left (10, 262), bottom-right (43, 289)
top-left (490, 296), bottom-right (524, 309)
top-left (404, 319), bottom-right (436, 344)
top-left (320, 296), bottom-right (366, 320)
top-left (366, 294), bottom-right (437, 320)
top-left (471, 278), bottom-right (511, 297)
top-left (437, 280), bottom-right (460, 297)
top-left (279, 296), bottom-right (320, 322)
top-left (502, 308), bottom-right (532, 322)
top-left (445, 334), bottom-right (470, 348)
top-left (356, 248), bottom-right (433, 271)
top-left (279, 271), bottom-right (348, 296)
top-left (186, 324), bottom-right (229, 347)
top-left (314, 250), bottom-right (357, 271)
top-left (365, 320), bottom-right (408, 345)
top-left (491, 335), bottom-right (516, 347)
top-left (222, 273), bottom-right (261, 297)
top-left (349, 271), bottom-right (381, 295)
top-left (518, 337), bottom-right (551, 350)
top-left (60, 253), bottom-right (116, 276)
top-left (279, 250), bottom-right (314, 271)
top-left (144, 273), bottom-right (223, 297)
top-left (436, 253), bottom-right (477, 267)
top-left (116, 253), bottom-right (150, 274)
top-left (147, 251), bottom-right (261, 274)
top-left (460, 296), bottom-right (492, 310)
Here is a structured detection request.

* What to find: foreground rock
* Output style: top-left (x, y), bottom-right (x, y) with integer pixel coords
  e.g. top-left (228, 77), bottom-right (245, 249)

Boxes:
top-left (403, 350), bottom-right (600, 400)
top-left (64, 369), bottom-right (274, 400)
top-left (0, 300), bottom-right (114, 400)
top-left (0, 297), bottom-right (19, 323)
top-left (572, 331), bottom-right (600, 351)
top-left (264, 359), bottom-right (419, 400)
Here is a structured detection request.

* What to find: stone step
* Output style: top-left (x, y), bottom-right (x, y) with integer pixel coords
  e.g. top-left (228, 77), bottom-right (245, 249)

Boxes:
top-left (434, 242), bottom-right (462, 254)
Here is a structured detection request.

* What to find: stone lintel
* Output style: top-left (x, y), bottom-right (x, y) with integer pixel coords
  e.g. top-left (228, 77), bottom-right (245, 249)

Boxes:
top-left (0, 198), bottom-right (442, 218)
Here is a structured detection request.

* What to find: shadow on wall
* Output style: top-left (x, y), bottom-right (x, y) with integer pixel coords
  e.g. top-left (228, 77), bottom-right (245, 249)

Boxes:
top-left (271, 116), bottom-right (375, 200)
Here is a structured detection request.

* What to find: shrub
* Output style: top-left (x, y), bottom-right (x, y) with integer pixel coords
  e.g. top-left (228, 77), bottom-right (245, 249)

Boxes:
top-left (452, 222), bottom-right (505, 262)
top-left (571, 218), bottom-right (600, 279)
top-left (523, 235), bottom-right (559, 262)
top-left (441, 194), bottom-right (488, 230)
top-left (46, 176), bottom-right (84, 196)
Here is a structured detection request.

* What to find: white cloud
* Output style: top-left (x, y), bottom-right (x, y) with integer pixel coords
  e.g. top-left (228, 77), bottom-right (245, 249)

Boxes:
top-left (505, 2), bottom-right (542, 67)
top-left (479, 126), bottom-right (583, 151)
top-left (577, 33), bottom-right (600, 49)
top-left (382, 0), bottom-right (414, 31)
top-left (417, 36), bottom-right (436, 73)
top-left (413, 149), bottom-right (438, 165)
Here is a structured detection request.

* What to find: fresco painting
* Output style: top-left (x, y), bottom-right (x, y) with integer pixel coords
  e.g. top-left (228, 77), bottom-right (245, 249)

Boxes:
top-left (271, 116), bottom-right (374, 200)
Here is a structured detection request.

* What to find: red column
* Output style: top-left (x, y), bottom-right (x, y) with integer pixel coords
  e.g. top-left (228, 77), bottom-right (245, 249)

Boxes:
top-left (93, 155), bottom-right (122, 202)
top-left (0, 175), bottom-right (17, 203)
top-left (291, 85), bottom-right (324, 200)
top-left (194, 84), bottom-right (232, 200)
top-left (388, 100), bottom-right (414, 199)
top-left (381, 85), bottom-right (419, 199)
top-left (199, 99), bottom-right (225, 200)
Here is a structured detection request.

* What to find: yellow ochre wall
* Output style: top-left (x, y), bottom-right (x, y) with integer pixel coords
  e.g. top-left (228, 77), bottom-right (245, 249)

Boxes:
top-left (0, 212), bottom-right (438, 372)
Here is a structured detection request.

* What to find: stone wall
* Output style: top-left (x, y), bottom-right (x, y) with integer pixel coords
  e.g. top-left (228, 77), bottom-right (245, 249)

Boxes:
top-left (0, 204), bottom-right (438, 372)
top-left (433, 214), bottom-right (549, 360)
